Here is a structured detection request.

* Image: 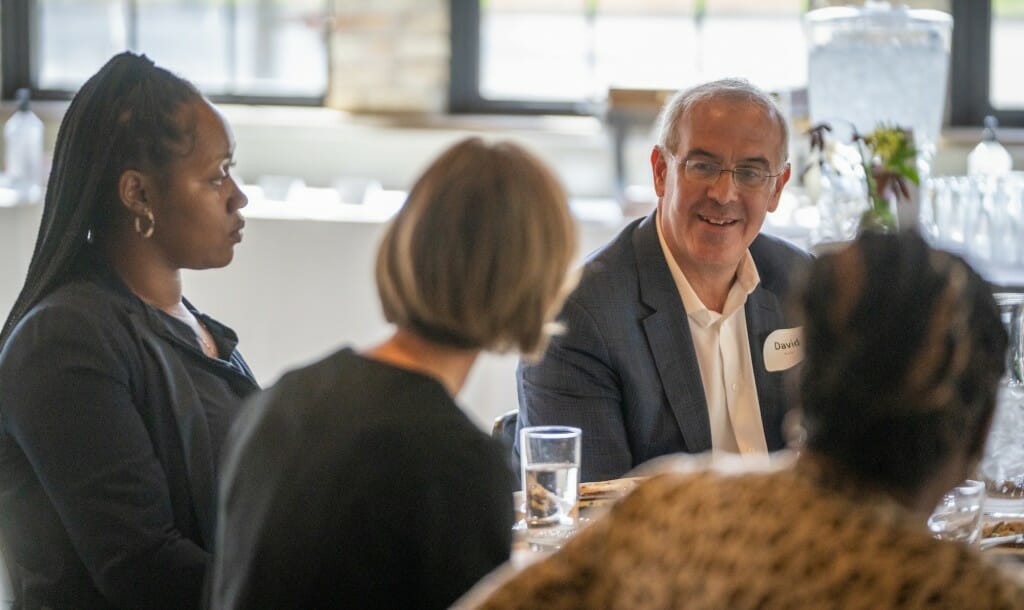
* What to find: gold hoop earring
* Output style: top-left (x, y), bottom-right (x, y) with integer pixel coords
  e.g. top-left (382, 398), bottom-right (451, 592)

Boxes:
top-left (134, 209), bottom-right (155, 239)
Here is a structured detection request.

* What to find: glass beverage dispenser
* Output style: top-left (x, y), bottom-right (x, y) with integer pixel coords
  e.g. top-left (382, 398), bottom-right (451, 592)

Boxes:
top-left (805, 2), bottom-right (952, 162)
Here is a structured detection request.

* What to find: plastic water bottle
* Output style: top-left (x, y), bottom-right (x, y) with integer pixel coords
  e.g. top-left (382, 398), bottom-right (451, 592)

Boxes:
top-left (3, 88), bottom-right (44, 203)
top-left (967, 115), bottom-right (1013, 177)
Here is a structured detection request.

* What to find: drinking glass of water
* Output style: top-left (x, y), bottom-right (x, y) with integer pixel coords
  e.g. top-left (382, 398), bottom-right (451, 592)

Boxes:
top-left (928, 479), bottom-right (985, 546)
top-left (519, 426), bottom-right (581, 547)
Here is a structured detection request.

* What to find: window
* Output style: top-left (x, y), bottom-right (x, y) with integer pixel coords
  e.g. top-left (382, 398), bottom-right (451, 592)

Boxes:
top-left (950, 0), bottom-right (1024, 126)
top-left (1, 0), bottom-right (329, 104)
top-left (451, 0), bottom-right (807, 114)
top-left (452, 0), bottom-right (1021, 126)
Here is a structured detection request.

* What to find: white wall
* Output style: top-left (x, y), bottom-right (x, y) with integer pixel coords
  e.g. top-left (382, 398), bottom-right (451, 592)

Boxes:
top-left (0, 204), bottom-right (41, 318)
top-left (195, 210), bottom-right (629, 429)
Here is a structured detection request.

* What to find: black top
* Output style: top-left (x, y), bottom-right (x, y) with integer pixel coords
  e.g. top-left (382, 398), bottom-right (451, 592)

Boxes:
top-left (0, 254), bottom-right (259, 610)
top-left (211, 348), bottom-right (516, 610)
top-left (153, 308), bottom-right (249, 474)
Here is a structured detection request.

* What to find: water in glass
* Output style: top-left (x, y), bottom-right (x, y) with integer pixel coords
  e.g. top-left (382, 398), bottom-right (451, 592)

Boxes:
top-left (524, 461), bottom-right (580, 528)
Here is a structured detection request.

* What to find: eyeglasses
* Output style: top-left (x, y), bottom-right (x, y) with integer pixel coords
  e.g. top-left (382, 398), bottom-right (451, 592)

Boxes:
top-left (666, 152), bottom-right (785, 190)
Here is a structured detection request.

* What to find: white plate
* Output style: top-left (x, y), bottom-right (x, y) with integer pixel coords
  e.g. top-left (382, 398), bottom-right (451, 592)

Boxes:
top-left (579, 476), bottom-right (645, 500)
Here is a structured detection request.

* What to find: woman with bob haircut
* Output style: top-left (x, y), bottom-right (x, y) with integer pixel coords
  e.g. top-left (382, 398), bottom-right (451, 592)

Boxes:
top-left (211, 136), bottom-right (578, 610)
top-left (468, 230), bottom-right (1024, 610)
top-left (0, 53), bottom-right (256, 609)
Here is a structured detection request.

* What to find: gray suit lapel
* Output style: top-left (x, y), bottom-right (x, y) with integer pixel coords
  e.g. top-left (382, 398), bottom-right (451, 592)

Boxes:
top-left (633, 214), bottom-right (712, 453)
top-left (745, 286), bottom-right (786, 449)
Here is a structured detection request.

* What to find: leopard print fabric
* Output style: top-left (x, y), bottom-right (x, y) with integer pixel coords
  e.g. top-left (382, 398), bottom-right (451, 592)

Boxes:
top-left (476, 465), bottom-right (1024, 609)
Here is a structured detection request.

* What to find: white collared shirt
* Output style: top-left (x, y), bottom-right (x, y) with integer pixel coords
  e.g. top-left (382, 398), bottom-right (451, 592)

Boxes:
top-left (655, 217), bottom-right (768, 455)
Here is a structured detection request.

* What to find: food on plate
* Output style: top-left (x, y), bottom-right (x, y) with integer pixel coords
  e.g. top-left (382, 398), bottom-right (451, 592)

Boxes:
top-left (983, 520), bottom-right (1024, 538)
top-left (578, 477), bottom-right (645, 508)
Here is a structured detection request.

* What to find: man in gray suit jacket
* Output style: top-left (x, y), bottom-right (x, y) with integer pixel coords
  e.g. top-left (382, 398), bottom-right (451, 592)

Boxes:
top-left (517, 79), bottom-right (812, 482)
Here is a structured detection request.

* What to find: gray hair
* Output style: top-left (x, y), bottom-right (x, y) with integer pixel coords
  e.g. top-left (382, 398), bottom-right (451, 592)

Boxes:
top-left (654, 78), bottom-right (789, 166)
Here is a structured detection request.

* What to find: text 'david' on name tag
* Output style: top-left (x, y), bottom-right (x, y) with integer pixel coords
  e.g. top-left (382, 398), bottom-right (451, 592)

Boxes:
top-left (763, 327), bottom-right (804, 372)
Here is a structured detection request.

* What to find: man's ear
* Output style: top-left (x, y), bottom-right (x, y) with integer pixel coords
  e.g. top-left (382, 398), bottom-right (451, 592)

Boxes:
top-left (651, 146), bottom-right (668, 198)
top-left (766, 163), bottom-right (792, 214)
top-left (118, 169), bottom-right (151, 216)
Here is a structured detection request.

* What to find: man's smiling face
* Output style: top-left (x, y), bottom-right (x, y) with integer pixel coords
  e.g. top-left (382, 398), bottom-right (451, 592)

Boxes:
top-left (652, 98), bottom-right (790, 281)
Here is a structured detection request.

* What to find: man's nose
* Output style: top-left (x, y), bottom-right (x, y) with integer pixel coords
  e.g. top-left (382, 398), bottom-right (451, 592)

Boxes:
top-left (706, 169), bottom-right (739, 204)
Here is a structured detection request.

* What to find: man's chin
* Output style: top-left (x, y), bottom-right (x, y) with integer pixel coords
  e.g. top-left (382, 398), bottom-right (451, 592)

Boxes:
top-left (690, 242), bottom-right (749, 271)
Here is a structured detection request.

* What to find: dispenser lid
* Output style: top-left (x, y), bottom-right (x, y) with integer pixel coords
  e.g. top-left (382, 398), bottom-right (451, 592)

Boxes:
top-left (805, 2), bottom-right (952, 29)
top-left (804, 2), bottom-right (952, 51)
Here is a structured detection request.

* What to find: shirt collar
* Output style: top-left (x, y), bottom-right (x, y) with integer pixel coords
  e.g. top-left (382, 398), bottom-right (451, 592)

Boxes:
top-left (655, 211), bottom-right (760, 327)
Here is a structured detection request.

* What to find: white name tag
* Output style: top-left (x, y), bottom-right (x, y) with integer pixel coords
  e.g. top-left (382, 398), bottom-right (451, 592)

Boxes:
top-left (763, 327), bottom-right (804, 372)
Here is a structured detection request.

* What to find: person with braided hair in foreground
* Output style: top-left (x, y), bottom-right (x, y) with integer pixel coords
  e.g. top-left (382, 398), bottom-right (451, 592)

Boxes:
top-left (468, 230), bottom-right (1024, 610)
top-left (0, 52), bottom-right (257, 609)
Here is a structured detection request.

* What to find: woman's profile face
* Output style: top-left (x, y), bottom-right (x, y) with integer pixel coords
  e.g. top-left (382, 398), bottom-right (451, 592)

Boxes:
top-left (146, 99), bottom-right (247, 270)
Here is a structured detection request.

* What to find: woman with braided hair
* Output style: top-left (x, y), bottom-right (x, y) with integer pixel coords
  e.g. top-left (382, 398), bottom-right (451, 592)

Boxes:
top-left (0, 52), bottom-right (257, 608)
top-left (469, 230), bottom-right (1024, 610)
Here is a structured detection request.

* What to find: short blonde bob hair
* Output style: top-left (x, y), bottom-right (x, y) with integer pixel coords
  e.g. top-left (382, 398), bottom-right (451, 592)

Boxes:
top-left (376, 137), bottom-right (577, 358)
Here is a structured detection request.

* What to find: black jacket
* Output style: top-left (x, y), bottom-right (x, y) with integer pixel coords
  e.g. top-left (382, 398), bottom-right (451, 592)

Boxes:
top-left (0, 256), bottom-right (258, 609)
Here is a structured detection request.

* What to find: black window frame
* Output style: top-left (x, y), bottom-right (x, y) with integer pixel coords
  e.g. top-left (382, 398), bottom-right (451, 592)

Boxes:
top-left (448, 0), bottom-right (592, 116)
top-left (949, 0), bottom-right (1024, 126)
top-left (450, 0), bottom-right (1018, 126)
top-left (1, 0), bottom-right (326, 106)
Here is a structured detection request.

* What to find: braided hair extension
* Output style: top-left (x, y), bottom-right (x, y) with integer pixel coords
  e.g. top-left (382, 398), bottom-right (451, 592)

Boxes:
top-left (0, 52), bottom-right (201, 348)
top-left (797, 230), bottom-right (1007, 492)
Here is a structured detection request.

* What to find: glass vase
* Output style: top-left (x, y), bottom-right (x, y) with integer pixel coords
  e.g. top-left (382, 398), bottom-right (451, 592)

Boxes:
top-left (809, 159), bottom-right (870, 246)
top-left (858, 195), bottom-right (899, 234)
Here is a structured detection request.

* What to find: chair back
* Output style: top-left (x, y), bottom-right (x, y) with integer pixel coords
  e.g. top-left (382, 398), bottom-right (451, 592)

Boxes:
top-left (491, 409), bottom-right (520, 484)
top-left (491, 409), bottom-right (518, 451)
